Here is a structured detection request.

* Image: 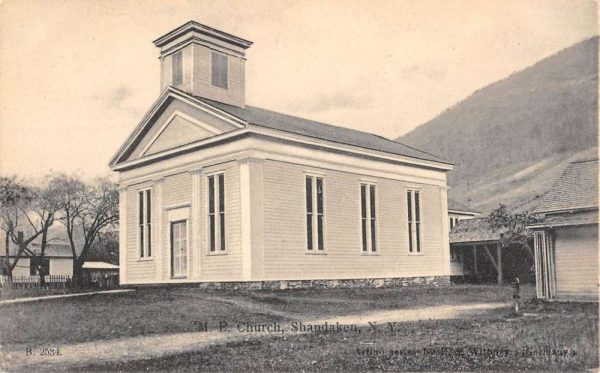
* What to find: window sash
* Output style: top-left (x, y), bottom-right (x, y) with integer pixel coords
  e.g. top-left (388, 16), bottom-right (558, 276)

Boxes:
top-left (138, 189), bottom-right (152, 258)
top-left (209, 173), bottom-right (226, 252)
top-left (407, 190), bottom-right (421, 253)
top-left (306, 176), bottom-right (324, 251)
top-left (361, 183), bottom-right (376, 253)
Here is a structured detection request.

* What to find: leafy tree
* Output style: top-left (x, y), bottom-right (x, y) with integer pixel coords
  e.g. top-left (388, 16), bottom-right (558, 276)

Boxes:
top-left (486, 204), bottom-right (542, 248)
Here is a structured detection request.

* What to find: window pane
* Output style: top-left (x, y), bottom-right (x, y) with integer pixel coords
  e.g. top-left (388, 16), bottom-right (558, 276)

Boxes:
top-left (220, 213), bottom-right (225, 251)
top-left (306, 177), bottom-right (312, 213)
top-left (211, 52), bottom-right (228, 89)
top-left (218, 174), bottom-right (225, 213)
top-left (307, 214), bottom-right (313, 250)
top-left (406, 191), bottom-right (412, 222)
top-left (172, 51), bottom-right (182, 86)
top-left (147, 224), bottom-right (152, 257)
top-left (139, 226), bottom-right (144, 257)
top-left (361, 219), bottom-right (367, 252)
top-left (146, 190), bottom-right (151, 223)
top-left (138, 192), bottom-right (144, 225)
top-left (415, 191), bottom-right (420, 221)
top-left (449, 218), bottom-right (453, 229)
top-left (316, 178), bottom-right (323, 214)
top-left (360, 185), bottom-right (367, 218)
top-left (370, 219), bottom-right (377, 252)
top-left (369, 185), bottom-right (376, 218)
top-left (208, 176), bottom-right (215, 214)
top-left (408, 222), bottom-right (413, 252)
top-left (209, 215), bottom-right (215, 251)
top-left (317, 215), bottom-right (324, 251)
top-left (416, 222), bottom-right (421, 252)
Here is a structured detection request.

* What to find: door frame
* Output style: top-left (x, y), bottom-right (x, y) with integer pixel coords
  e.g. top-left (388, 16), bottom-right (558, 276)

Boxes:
top-left (170, 219), bottom-right (189, 279)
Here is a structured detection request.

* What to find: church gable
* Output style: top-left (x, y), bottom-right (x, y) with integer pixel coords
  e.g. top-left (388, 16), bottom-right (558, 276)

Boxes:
top-left (123, 93), bottom-right (244, 162)
top-left (144, 112), bottom-right (220, 156)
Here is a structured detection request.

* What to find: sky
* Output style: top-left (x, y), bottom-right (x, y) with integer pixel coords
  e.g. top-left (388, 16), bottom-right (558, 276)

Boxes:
top-left (0, 0), bottom-right (597, 179)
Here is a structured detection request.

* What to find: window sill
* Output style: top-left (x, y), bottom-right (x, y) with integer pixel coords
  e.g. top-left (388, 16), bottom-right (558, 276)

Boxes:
top-left (408, 252), bottom-right (424, 256)
top-left (171, 276), bottom-right (187, 280)
top-left (137, 257), bottom-right (154, 262)
top-left (208, 251), bottom-right (228, 256)
top-left (305, 251), bottom-right (327, 255)
top-left (361, 252), bottom-right (379, 256)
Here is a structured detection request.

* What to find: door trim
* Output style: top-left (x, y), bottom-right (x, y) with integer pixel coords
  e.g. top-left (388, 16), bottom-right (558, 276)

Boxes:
top-left (170, 219), bottom-right (189, 279)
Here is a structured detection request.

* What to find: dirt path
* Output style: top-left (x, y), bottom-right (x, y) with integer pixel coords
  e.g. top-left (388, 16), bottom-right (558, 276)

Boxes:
top-left (0, 289), bottom-right (134, 306)
top-left (1, 300), bottom-right (509, 371)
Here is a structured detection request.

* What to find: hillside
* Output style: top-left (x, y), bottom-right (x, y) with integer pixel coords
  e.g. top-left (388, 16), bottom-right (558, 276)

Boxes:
top-left (399, 37), bottom-right (598, 213)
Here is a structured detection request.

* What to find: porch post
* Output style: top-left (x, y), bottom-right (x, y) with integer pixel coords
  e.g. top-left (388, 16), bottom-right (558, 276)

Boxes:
top-left (496, 244), bottom-right (503, 285)
top-left (473, 245), bottom-right (478, 277)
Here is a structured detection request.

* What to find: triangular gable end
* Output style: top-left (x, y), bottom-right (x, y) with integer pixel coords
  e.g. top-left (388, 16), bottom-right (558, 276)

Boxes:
top-left (110, 88), bottom-right (247, 166)
top-left (142, 112), bottom-right (222, 156)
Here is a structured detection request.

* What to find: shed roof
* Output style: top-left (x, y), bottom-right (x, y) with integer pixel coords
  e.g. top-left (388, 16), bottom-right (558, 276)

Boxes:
top-left (196, 97), bottom-right (450, 165)
top-left (450, 217), bottom-right (506, 244)
top-left (528, 209), bottom-right (598, 229)
top-left (82, 261), bottom-right (119, 270)
top-left (534, 159), bottom-right (598, 213)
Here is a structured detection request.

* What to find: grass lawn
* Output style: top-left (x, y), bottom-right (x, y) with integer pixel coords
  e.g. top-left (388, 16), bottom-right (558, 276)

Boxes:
top-left (1, 284), bottom-right (524, 346)
top-left (82, 299), bottom-right (599, 372)
top-left (1, 284), bottom-right (597, 371)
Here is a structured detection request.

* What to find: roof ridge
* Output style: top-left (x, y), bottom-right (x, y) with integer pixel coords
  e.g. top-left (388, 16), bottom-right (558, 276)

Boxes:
top-left (571, 158), bottom-right (599, 164)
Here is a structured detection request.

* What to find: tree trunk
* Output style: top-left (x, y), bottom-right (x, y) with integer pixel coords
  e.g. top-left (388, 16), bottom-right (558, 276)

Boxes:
top-left (4, 232), bottom-right (12, 280)
top-left (72, 258), bottom-right (84, 288)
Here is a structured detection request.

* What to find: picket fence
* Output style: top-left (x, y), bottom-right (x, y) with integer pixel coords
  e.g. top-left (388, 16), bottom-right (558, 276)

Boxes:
top-left (0, 274), bottom-right (119, 289)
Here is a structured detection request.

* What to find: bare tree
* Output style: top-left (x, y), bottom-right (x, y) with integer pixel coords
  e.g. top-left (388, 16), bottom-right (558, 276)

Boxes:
top-left (52, 175), bottom-right (119, 285)
top-left (0, 176), bottom-right (58, 282)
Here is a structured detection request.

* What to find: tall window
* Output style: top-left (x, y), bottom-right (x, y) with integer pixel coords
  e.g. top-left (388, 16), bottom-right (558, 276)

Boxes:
top-left (172, 51), bottom-right (183, 86)
top-left (306, 176), bottom-right (325, 251)
top-left (360, 183), bottom-right (377, 253)
top-left (211, 51), bottom-right (228, 89)
top-left (208, 173), bottom-right (226, 252)
top-left (138, 189), bottom-right (152, 258)
top-left (407, 190), bottom-right (421, 253)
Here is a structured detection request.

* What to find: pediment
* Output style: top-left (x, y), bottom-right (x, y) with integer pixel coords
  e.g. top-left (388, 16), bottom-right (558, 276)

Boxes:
top-left (116, 89), bottom-right (246, 163)
top-left (143, 112), bottom-right (220, 156)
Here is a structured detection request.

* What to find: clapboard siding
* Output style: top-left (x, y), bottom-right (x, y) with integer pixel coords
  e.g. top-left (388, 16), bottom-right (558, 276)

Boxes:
top-left (125, 185), bottom-right (156, 283)
top-left (199, 164), bottom-right (243, 280)
top-left (554, 226), bottom-right (598, 299)
top-left (262, 160), bottom-right (447, 280)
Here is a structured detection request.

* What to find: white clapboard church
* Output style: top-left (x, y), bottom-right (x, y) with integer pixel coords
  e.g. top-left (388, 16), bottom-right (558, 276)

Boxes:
top-left (109, 21), bottom-right (454, 287)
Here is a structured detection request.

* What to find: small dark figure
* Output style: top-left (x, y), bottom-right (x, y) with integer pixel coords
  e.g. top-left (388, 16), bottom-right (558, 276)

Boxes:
top-left (512, 277), bottom-right (521, 315)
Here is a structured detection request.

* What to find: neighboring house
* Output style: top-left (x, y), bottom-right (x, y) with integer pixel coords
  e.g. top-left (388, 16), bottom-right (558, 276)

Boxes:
top-left (448, 198), bottom-right (479, 231)
top-left (527, 159), bottom-right (598, 302)
top-left (109, 21), bottom-right (454, 287)
top-left (1, 240), bottom-right (74, 277)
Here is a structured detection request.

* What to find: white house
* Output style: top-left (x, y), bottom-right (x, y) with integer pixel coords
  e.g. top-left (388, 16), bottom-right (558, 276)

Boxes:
top-left (527, 159), bottom-right (598, 302)
top-left (448, 198), bottom-right (480, 231)
top-left (109, 21), bottom-right (454, 288)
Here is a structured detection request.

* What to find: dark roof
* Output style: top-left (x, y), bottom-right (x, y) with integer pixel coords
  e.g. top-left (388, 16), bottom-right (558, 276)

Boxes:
top-left (534, 159), bottom-right (598, 213)
top-left (197, 97), bottom-right (450, 165)
top-left (528, 209), bottom-right (598, 228)
top-left (450, 218), bottom-right (506, 244)
top-left (448, 198), bottom-right (479, 214)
